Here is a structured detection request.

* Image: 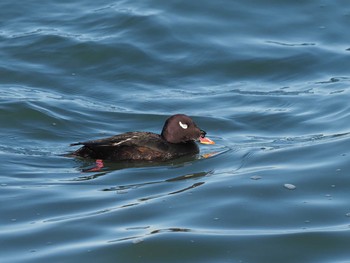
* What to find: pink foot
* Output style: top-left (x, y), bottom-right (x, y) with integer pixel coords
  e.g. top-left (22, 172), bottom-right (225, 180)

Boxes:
top-left (86, 159), bottom-right (104, 172)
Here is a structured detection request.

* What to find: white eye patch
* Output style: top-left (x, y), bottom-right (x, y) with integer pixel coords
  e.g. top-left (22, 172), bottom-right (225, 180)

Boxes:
top-left (179, 121), bottom-right (188, 129)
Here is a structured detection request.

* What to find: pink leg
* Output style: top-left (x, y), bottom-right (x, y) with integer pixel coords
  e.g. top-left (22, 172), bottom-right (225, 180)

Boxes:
top-left (86, 159), bottom-right (104, 172)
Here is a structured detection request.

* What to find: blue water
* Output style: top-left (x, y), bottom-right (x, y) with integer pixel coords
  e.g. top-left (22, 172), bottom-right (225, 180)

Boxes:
top-left (1, 1), bottom-right (350, 262)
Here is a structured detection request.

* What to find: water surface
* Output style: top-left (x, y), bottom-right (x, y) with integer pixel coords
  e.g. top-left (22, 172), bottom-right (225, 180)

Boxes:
top-left (1, 0), bottom-right (350, 262)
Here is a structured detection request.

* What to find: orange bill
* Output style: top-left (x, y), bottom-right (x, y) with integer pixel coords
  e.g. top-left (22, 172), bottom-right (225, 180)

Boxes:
top-left (199, 136), bottom-right (215, 145)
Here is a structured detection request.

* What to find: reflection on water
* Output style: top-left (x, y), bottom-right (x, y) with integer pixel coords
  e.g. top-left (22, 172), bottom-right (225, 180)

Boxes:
top-left (42, 170), bottom-right (211, 229)
top-left (102, 170), bottom-right (211, 201)
top-left (68, 143), bottom-right (226, 178)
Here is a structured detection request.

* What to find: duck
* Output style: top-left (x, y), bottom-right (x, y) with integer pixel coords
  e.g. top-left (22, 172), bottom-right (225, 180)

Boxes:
top-left (70, 114), bottom-right (214, 162)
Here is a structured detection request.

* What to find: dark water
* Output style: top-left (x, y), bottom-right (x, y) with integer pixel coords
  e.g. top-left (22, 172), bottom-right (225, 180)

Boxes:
top-left (1, 0), bottom-right (350, 262)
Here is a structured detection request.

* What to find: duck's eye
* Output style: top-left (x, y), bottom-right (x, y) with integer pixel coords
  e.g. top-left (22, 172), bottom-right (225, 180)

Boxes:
top-left (179, 121), bottom-right (188, 129)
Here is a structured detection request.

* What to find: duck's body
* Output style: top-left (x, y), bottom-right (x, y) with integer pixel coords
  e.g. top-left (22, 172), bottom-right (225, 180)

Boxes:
top-left (70, 114), bottom-right (214, 162)
top-left (71, 131), bottom-right (200, 161)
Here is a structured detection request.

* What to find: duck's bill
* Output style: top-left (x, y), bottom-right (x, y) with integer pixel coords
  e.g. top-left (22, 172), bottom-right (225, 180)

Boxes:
top-left (199, 137), bottom-right (215, 145)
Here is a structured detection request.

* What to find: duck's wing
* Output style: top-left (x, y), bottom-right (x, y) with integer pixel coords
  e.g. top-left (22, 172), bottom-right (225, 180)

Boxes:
top-left (70, 132), bottom-right (146, 147)
top-left (70, 132), bottom-right (170, 160)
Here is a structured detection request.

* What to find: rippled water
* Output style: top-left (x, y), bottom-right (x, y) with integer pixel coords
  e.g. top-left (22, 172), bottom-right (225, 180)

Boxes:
top-left (1, 0), bottom-right (350, 262)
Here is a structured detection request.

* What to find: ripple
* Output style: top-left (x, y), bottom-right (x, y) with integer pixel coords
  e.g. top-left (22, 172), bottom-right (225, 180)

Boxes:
top-left (266, 40), bottom-right (317, 47)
